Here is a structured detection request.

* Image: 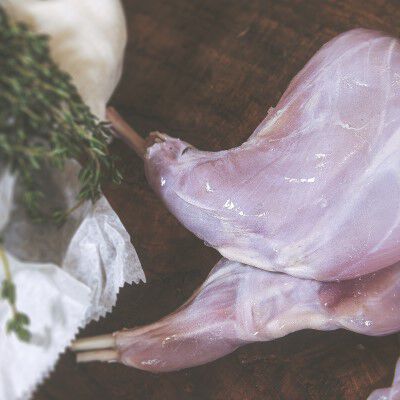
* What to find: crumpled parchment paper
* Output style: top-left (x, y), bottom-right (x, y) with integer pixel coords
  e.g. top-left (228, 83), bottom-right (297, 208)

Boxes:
top-left (0, 162), bottom-right (145, 400)
top-left (0, 253), bottom-right (91, 400)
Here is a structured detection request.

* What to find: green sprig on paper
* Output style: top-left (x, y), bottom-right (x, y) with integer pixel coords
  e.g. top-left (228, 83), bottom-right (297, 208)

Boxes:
top-left (0, 7), bottom-right (122, 340)
top-left (0, 241), bottom-right (31, 342)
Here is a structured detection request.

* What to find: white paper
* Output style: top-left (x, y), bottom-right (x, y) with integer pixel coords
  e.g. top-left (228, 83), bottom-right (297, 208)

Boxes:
top-left (63, 195), bottom-right (143, 322)
top-left (0, 253), bottom-right (91, 400)
top-left (0, 161), bottom-right (145, 400)
top-left (3, 161), bottom-right (145, 321)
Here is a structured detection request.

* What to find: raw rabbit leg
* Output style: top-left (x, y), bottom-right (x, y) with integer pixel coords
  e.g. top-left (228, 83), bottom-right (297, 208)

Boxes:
top-left (108, 28), bottom-right (400, 281)
top-left (72, 258), bottom-right (400, 372)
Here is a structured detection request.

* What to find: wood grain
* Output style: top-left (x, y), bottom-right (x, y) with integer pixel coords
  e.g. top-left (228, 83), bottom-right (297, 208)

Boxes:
top-left (35, 0), bottom-right (400, 399)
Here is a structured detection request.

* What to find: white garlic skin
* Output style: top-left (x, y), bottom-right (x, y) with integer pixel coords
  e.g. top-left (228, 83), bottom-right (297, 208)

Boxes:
top-left (3, 0), bottom-right (127, 119)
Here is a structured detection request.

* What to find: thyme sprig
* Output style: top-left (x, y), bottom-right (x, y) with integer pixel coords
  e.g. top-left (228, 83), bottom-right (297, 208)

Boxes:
top-left (0, 7), bottom-right (122, 340)
top-left (0, 239), bottom-right (30, 342)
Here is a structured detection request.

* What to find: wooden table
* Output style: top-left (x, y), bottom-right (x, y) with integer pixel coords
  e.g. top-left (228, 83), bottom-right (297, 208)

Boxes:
top-left (35, 1), bottom-right (400, 399)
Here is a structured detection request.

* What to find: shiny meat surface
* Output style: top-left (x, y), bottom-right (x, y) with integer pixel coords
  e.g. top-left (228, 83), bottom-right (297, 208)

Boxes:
top-left (144, 29), bottom-right (400, 281)
top-left (115, 259), bottom-right (400, 372)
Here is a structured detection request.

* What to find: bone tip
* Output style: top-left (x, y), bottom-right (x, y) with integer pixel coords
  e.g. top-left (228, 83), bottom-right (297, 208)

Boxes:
top-left (106, 106), bottom-right (117, 118)
top-left (76, 349), bottom-right (119, 364)
top-left (70, 334), bottom-right (116, 352)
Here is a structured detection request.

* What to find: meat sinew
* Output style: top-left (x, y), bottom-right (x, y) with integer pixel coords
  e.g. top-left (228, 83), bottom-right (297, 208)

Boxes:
top-left (72, 258), bottom-right (400, 372)
top-left (110, 28), bottom-right (400, 282)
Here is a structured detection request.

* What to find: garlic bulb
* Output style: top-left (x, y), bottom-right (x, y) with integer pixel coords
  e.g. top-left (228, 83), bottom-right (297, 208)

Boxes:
top-left (2, 0), bottom-right (127, 119)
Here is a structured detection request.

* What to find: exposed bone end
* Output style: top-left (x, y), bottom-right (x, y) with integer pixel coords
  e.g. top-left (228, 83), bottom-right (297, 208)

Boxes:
top-left (71, 334), bottom-right (116, 352)
top-left (71, 334), bottom-right (119, 364)
top-left (76, 349), bottom-right (119, 364)
top-left (106, 107), bottom-right (146, 158)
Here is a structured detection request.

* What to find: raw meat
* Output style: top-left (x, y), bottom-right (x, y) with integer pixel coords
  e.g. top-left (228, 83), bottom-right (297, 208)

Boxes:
top-left (110, 28), bottom-right (400, 281)
top-left (72, 258), bottom-right (400, 372)
top-left (83, 29), bottom-right (400, 397)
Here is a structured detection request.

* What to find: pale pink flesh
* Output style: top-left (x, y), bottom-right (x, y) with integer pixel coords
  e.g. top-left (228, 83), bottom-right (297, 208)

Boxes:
top-left (102, 29), bottom-right (400, 394)
top-left (140, 29), bottom-right (400, 281)
top-left (112, 258), bottom-right (400, 372)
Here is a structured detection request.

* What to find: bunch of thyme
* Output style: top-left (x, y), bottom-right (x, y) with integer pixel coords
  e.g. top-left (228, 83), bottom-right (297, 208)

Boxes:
top-left (0, 7), bottom-right (122, 341)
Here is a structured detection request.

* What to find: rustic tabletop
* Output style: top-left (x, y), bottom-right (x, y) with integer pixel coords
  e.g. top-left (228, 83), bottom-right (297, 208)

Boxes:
top-left (35, 0), bottom-right (400, 399)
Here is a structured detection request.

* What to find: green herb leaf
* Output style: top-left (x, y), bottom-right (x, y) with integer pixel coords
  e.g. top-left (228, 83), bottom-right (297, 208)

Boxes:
top-left (1, 279), bottom-right (16, 304)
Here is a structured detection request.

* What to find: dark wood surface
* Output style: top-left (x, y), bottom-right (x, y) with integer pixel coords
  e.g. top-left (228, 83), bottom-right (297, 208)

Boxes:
top-left (35, 1), bottom-right (400, 399)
